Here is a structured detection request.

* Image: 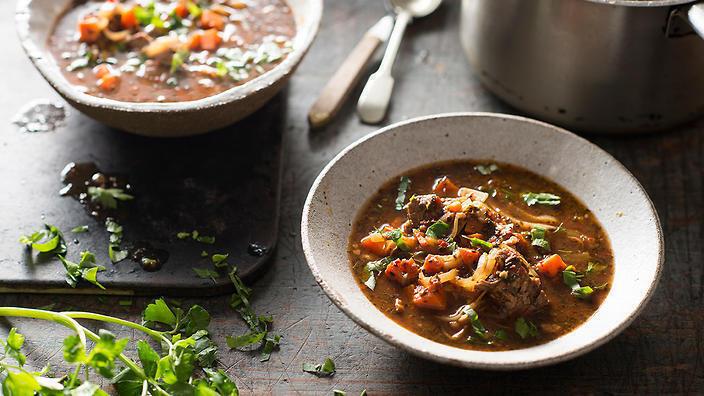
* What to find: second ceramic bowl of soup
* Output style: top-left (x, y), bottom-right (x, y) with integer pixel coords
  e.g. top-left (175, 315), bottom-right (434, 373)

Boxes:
top-left (301, 112), bottom-right (663, 369)
top-left (15, 0), bottom-right (322, 137)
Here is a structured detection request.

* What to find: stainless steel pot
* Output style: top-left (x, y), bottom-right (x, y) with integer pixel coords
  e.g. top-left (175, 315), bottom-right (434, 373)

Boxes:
top-left (460, 0), bottom-right (704, 133)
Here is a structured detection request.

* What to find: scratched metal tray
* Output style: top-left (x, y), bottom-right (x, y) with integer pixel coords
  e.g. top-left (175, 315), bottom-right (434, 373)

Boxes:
top-left (0, 96), bottom-right (285, 296)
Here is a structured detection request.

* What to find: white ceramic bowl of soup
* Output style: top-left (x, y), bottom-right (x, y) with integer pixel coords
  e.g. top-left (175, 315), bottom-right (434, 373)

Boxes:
top-left (301, 113), bottom-right (663, 369)
top-left (15, 0), bottom-right (322, 137)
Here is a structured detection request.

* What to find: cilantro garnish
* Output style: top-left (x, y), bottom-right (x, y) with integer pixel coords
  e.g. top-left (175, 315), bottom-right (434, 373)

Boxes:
top-left (522, 192), bottom-right (561, 206)
top-left (586, 261), bottom-right (607, 275)
top-left (302, 357), bottom-right (336, 377)
top-left (395, 176), bottom-right (411, 210)
top-left (193, 267), bottom-right (220, 281)
top-left (426, 220), bottom-right (450, 239)
top-left (362, 257), bottom-right (393, 290)
top-left (226, 267), bottom-right (281, 361)
top-left (59, 251), bottom-right (106, 289)
top-left (105, 218), bottom-right (128, 263)
top-left (515, 317), bottom-right (539, 339)
top-left (530, 226), bottom-right (551, 251)
top-left (19, 224), bottom-right (66, 255)
top-left (70, 225), bottom-right (89, 234)
top-left (474, 163), bottom-right (499, 175)
top-left (86, 186), bottom-right (133, 209)
top-left (211, 253), bottom-right (229, 268)
top-left (563, 265), bottom-right (603, 299)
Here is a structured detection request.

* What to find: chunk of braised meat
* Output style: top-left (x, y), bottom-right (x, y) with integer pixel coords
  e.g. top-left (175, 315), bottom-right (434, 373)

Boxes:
top-left (477, 245), bottom-right (548, 318)
top-left (404, 194), bottom-right (444, 228)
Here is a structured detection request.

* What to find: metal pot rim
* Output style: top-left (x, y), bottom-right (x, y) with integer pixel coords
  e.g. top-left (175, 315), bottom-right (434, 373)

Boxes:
top-left (586, 0), bottom-right (693, 7)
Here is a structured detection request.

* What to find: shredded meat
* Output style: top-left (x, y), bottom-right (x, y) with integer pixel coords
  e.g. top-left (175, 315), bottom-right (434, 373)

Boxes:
top-left (477, 245), bottom-right (548, 318)
top-left (404, 194), bottom-right (444, 228)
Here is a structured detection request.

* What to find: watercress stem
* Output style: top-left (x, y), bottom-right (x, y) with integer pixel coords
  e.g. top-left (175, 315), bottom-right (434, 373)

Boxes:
top-left (0, 307), bottom-right (87, 347)
top-left (63, 311), bottom-right (170, 345)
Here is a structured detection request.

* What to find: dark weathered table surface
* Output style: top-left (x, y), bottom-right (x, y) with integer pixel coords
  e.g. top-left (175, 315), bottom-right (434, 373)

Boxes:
top-left (1, 0), bottom-right (703, 394)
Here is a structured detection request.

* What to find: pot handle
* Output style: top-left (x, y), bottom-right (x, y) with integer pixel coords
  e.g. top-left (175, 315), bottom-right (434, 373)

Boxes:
top-left (686, 2), bottom-right (704, 38)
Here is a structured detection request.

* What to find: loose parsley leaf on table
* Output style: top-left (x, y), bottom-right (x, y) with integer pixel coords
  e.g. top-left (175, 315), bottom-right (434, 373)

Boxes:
top-left (86, 186), bottom-right (133, 209)
top-left (20, 224), bottom-right (67, 255)
top-left (193, 267), bottom-right (220, 281)
top-left (70, 225), bottom-right (89, 234)
top-left (105, 218), bottom-right (128, 263)
top-left (212, 253), bottom-right (229, 268)
top-left (226, 267), bottom-right (281, 361)
top-left (302, 357), bottom-right (336, 377)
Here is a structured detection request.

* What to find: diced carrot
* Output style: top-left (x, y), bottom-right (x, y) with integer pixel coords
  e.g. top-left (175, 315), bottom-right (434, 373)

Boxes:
top-left (423, 255), bottom-right (444, 274)
top-left (120, 7), bottom-right (137, 29)
top-left (97, 73), bottom-right (120, 91)
top-left (398, 235), bottom-right (417, 251)
top-left (186, 31), bottom-right (203, 50)
top-left (200, 9), bottom-right (225, 30)
top-left (199, 28), bottom-right (222, 50)
top-left (538, 254), bottom-right (568, 277)
top-left (412, 284), bottom-right (447, 310)
top-left (174, 2), bottom-right (189, 18)
top-left (456, 248), bottom-right (480, 266)
top-left (360, 233), bottom-right (386, 256)
top-left (78, 15), bottom-right (103, 43)
top-left (432, 176), bottom-right (459, 196)
top-left (384, 259), bottom-right (420, 285)
top-left (446, 200), bottom-right (463, 213)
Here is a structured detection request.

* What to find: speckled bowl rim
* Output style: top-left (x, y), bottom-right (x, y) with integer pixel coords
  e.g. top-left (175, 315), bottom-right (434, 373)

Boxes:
top-left (585, 0), bottom-right (694, 7)
top-left (301, 112), bottom-right (664, 370)
top-left (14, 0), bottom-right (322, 113)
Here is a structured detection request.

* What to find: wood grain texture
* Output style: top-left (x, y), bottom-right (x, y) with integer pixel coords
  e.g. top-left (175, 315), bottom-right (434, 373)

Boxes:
top-left (0, 0), bottom-right (702, 394)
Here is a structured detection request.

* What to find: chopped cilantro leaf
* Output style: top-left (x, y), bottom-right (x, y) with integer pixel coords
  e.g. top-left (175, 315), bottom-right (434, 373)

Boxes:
top-left (395, 176), bottom-right (411, 210)
top-left (586, 261), bottom-right (607, 275)
top-left (474, 163), bottom-right (499, 175)
top-left (426, 220), bottom-right (450, 239)
top-left (530, 226), bottom-right (551, 251)
top-left (87, 187), bottom-right (133, 209)
top-left (193, 268), bottom-right (220, 281)
top-left (522, 192), bottom-right (561, 206)
top-left (562, 266), bottom-right (598, 299)
top-left (212, 253), bottom-right (229, 268)
top-left (70, 225), bottom-right (89, 234)
top-left (515, 317), bottom-right (539, 339)
top-left (176, 232), bottom-right (191, 239)
top-left (363, 257), bottom-right (393, 290)
top-left (302, 357), bottom-right (336, 377)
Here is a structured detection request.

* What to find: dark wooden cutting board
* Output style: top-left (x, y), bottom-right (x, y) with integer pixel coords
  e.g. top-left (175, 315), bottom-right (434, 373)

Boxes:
top-left (0, 94), bottom-right (286, 296)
